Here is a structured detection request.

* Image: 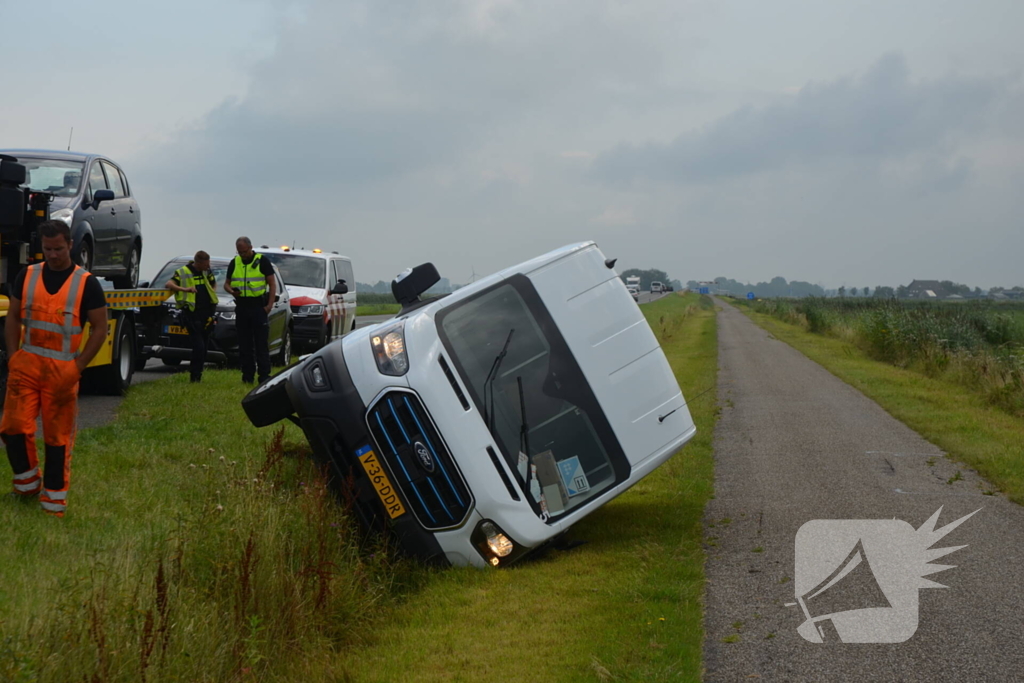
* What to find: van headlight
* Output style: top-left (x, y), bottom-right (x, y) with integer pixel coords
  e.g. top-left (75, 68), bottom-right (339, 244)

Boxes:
top-left (50, 208), bottom-right (74, 227)
top-left (296, 304), bottom-right (323, 316)
top-left (370, 321), bottom-right (408, 376)
top-left (472, 519), bottom-right (518, 566)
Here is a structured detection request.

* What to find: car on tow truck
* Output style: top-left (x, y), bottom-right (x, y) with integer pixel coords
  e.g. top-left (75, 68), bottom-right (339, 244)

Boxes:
top-left (241, 242), bottom-right (696, 567)
top-left (134, 255), bottom-right (293, 369)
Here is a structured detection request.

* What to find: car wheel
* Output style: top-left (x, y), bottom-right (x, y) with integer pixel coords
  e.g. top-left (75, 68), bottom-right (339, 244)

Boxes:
top-left (241, 366), bottom-right (297, 427)
top-left (112, 243), bottom-right (140, 289)
top-left (75, 238), bottom-right (93, 273)
top-left (274, 329), bottom-right (292, 366)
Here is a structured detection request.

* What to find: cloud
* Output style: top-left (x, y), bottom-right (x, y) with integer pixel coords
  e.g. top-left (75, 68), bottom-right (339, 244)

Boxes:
top-left (591, 53), bottom-right (1008, 186)
top-left (590, 206), bottom-right (636, 226)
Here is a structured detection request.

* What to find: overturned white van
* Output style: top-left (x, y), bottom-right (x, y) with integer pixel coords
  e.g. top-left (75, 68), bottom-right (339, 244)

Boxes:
top-left (242, 243), bottom-right (695, 567)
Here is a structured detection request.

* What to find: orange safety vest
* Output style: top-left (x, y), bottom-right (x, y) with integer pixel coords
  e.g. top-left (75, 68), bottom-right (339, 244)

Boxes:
top-left (20, 264), bottom-right (88, 362)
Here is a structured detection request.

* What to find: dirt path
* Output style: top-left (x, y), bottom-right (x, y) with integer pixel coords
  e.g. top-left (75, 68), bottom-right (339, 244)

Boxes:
top-left (703, 299), bottom-right (1024, 681)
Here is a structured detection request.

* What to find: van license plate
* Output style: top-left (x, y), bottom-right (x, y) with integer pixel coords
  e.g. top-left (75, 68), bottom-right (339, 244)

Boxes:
top-left (358, 449), bottom-right (406, 519)
top-left (164, 325), bottom-right (188, 335)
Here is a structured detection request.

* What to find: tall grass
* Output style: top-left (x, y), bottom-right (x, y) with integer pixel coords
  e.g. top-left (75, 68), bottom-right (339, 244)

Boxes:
top-left (0, 372), bottom-right (403, 682)
top-left (747, 298), bottom-right (1024, 415)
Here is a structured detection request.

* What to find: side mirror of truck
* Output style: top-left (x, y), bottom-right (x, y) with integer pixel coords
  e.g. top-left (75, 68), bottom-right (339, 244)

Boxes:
top-left (93, 189), bottom-right (115, 207)
top-left (331, 279), bottom-right (348, 295)
top-left (392, 263), bottom-right (439, 305)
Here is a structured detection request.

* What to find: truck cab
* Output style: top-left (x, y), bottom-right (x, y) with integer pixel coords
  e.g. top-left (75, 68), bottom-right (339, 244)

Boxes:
top-left (242, 243), bottom-right (696, 567)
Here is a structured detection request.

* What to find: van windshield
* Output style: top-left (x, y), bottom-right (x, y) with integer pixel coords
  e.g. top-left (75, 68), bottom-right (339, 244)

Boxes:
top-left (261, 253), bottom-right (325, 289)
top-left (437, 275), bottom-right (628, 522)
top-left (19, 158), bottom-right (85, 197)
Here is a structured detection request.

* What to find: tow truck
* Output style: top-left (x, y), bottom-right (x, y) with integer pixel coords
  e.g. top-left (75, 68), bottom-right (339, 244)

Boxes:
top-left (0, 153), bottom-right (169, 406)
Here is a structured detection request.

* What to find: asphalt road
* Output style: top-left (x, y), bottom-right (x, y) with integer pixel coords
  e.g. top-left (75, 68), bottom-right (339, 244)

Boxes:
top-left (703, 298), bottom-right (1024, 681)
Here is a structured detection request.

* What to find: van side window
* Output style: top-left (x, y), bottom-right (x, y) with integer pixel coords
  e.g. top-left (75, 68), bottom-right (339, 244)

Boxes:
top-left (339, 260), bottom-right (354, 289)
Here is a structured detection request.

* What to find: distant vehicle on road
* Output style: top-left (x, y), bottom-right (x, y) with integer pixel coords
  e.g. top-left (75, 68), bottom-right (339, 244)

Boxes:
top-left (664, 283), bottom-right (673, 292)
top-left (627, 285), bottom-right (640, 302)
top-left (651, 281), bottom-right (664, 294)
top-left (626, 275), bottom-right (641, 291)
top-left (0, 149), bottom-right (142, 288)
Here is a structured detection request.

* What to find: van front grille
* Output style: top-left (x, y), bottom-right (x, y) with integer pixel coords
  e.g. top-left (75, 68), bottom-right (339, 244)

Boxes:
top-left (366, 391), bottom-right (472, 530)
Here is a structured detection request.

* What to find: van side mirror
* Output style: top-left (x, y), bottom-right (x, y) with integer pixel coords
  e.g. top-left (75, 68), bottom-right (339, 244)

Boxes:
top-left (93, 189), bottom-right (114, 206)
top-left (392, 263), bottom-right (439, 305)
top-left (331, 279), bottom-right (349, 295)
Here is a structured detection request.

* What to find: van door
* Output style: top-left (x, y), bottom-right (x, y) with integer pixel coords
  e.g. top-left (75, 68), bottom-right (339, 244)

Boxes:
top-left (329, 259), bottom-right (345, 341)
top-left (338, 258), bottom-right (356, 335)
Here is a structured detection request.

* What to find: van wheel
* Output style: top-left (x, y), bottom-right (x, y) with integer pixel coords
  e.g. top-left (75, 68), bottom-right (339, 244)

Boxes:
top-left (242, 368), bottom-right (296, 427)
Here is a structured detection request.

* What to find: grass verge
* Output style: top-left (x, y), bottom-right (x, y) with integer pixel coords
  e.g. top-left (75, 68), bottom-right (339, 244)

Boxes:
top-left (356, 303), bottom-right (401, 316)
top-left (335, 292), bottom-right (719, 682)
top-left (0, 292), bottom-right (718, 681)
top-left (734, 301), bottom-right (1024, 504)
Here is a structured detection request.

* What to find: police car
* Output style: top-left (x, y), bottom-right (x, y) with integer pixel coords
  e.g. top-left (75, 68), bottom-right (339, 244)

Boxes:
top-left (259, 247), bottom-right (357, 353)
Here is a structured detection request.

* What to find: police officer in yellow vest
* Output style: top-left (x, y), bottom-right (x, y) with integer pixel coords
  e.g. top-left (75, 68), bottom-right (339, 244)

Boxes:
top-left (223, 236), bottom-right (277, 384)
top-left (165, 250), bottom-right (219, 383)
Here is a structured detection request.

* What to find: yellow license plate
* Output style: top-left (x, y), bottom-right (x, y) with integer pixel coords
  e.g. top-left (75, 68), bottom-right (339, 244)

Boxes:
top-left (358, 449), bottom-right (406, 519)
top-left (165, 325), bottom-right (188, 335)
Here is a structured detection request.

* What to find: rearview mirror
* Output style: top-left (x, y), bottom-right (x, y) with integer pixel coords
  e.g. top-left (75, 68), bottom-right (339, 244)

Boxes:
top-left (331, 279), bottom-right (348, 295)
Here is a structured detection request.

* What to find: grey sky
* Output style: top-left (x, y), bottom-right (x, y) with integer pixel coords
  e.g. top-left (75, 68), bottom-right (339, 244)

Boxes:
top-left (2, 0), bottom-right (1021, 288)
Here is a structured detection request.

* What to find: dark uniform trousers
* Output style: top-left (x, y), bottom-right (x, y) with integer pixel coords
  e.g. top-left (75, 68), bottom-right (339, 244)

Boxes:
top-left (182, 310), bottom-right (213, 381)
top-left (235, 304), bottom-right (271, 383)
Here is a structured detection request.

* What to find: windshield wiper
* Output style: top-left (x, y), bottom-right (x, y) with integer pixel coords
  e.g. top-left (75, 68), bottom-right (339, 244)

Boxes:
top-left (482, 328), bottom-right (515, 432)
top-left (517, 374), bottom-right (532, 491)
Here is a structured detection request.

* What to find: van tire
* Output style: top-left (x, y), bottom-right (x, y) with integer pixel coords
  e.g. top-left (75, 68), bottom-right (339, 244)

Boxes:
top-left (242, 372), bottom-right (295, 427)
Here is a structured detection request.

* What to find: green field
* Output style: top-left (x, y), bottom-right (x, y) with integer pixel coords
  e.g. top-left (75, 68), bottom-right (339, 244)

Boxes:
top-left (0, 293), bottom-right (718, 682)
top-left (744, 297), bottom-right (1024, 416)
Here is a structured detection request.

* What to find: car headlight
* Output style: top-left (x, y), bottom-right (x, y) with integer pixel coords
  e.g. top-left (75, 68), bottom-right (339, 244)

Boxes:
top-left (370, 321), bottom-right (408, 376)
top-left (296, 304), bottom-right (324, 316)
top-left (50, 207), bottom-right (74, 227)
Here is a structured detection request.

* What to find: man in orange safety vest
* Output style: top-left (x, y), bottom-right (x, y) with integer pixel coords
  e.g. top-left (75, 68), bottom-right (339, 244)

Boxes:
top-left (1, 220), bottom-right (108, 516)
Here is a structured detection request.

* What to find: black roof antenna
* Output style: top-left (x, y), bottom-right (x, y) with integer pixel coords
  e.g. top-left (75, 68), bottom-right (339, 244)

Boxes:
top-left (67, 127), bottom-right (74, 151)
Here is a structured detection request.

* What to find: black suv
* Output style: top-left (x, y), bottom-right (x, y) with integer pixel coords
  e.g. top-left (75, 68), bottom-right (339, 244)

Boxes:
top-left (0, 149), bottom-right (142, 288)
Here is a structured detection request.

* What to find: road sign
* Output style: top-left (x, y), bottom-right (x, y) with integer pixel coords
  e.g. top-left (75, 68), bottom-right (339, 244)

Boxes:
top-left (700, 287), bottom-right (710, 295)
top-left (747, 292), bottom-right (755, 300)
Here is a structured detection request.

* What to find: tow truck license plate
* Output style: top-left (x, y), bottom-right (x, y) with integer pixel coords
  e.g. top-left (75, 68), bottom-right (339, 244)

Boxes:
top-left (358, 449), bottom-right (406, 519)
top-left (164, 325), bottom-right (188, 335)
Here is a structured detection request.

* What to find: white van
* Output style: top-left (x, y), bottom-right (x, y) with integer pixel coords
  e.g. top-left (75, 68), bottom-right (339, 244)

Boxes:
top-left (259, 247), bottom-right (356, 352)
top-left (650, 281), bottom-right (664, 294)
top-left (243, 243), bottom-right (696, 567)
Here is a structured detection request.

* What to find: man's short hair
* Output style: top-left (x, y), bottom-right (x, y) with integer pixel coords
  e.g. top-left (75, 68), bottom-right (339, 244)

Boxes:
top-left (194, 250), bottom-right (210, 261)
top-left (38, 220), bottom-right (72, 243)
top-left (235, 236), bottom-right (252, 248)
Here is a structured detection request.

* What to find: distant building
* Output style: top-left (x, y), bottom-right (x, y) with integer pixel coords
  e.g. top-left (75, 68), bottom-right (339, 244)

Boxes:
top-left (905, 280), bottom-right (951, 299)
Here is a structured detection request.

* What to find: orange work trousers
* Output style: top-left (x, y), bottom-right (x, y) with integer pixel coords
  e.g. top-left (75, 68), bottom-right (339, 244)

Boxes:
top-left (0, 349), bottom-right (81, 516)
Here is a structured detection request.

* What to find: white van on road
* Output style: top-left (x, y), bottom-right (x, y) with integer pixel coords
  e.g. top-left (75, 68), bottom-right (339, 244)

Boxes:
top-left (650, 281), bottom-right (664, 294)
top-left (243, 243), bottom-right (696, 567)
